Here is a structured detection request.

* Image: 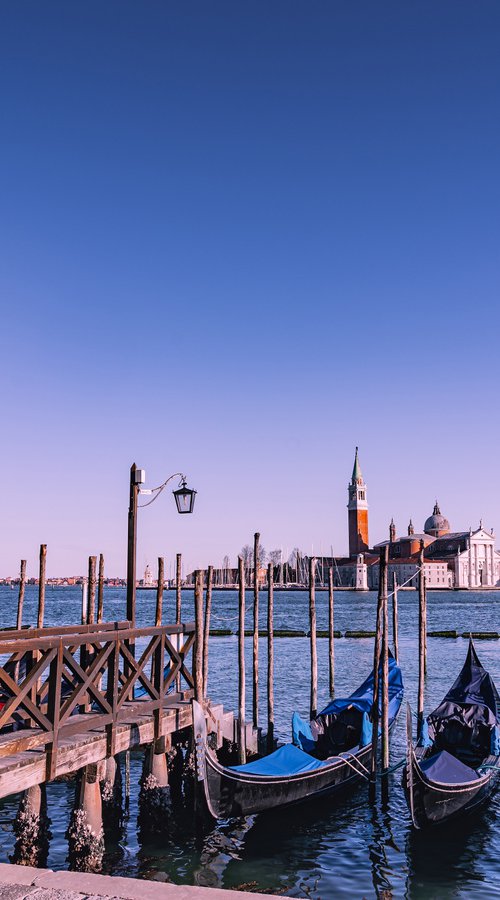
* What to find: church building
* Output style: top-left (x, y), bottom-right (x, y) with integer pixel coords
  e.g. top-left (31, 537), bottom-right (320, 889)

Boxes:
top-left (331, 450), bottom-right (500, 590)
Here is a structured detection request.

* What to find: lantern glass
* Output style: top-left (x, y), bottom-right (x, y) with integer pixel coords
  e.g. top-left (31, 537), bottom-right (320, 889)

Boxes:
top-left (173, 481), bottom-right (196, 514)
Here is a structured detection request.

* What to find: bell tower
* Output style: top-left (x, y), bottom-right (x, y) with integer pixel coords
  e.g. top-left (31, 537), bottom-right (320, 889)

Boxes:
top-left (348, 447), bottom-right (369, 556)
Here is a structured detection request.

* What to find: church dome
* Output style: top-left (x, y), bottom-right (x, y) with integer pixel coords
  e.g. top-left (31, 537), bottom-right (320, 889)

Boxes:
top-left (424, 502), bottom-right (450, 537)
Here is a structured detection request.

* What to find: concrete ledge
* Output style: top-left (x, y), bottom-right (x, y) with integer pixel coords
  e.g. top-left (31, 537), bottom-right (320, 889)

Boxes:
top-left (0, 863), bottom-right (289, 899)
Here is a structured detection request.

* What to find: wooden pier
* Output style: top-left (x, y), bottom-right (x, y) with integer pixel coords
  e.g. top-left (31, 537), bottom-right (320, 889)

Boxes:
top-left (0, 616), bottom-right (257, 869)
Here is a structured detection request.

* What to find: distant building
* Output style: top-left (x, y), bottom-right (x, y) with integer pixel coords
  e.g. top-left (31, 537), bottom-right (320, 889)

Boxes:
top-left (329, 451), bottom-right (500, 589)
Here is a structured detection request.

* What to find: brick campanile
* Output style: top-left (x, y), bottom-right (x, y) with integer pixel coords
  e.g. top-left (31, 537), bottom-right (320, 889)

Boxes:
top-left (347, 447), bottom-right (369, 556)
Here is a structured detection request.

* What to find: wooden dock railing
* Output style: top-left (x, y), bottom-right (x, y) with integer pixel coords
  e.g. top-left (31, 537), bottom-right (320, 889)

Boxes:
top-left (0, 622), bottom-right (195, 779)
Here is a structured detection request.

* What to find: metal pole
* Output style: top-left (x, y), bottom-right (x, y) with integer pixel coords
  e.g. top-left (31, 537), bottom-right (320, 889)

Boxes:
top-left (126, 464), bottom-right (138, 628)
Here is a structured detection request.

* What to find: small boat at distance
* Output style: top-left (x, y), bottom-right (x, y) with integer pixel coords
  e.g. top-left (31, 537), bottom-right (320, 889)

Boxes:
top-left (192, 656), bottom-right (404, 820)
top-left (404, 639), bottom-right (500, 828)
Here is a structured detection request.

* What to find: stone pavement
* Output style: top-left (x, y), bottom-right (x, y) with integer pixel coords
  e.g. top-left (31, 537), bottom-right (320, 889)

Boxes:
top-left (0, 864), bottom-right (288, 900)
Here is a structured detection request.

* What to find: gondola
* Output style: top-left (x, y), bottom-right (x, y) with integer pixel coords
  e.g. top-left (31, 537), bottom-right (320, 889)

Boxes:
top-left (404, 639), bottom-right (500, 828)
top-left (192, 656), bottom-right (404, 820)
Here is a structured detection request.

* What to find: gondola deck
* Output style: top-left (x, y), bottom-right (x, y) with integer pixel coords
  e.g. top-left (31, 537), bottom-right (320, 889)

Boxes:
top-left (404, 640), bottom-right (500, 828)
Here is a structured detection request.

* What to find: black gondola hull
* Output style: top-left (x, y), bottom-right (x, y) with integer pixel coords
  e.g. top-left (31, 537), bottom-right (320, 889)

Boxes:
top-left (403, 745), bottom-right (500, 828)
top-left (193, 699), bottom-right (401, 820)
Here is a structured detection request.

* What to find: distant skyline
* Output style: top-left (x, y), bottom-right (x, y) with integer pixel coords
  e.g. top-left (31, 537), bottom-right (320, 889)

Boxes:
top-left (2, 2), bottom-right (499, 578)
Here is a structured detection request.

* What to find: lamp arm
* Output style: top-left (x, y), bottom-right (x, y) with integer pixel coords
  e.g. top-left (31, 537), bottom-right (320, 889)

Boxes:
top-left (138, 472), bottom-right (186, 509)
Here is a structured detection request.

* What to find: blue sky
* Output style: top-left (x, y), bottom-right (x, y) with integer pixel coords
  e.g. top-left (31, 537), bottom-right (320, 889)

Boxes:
top-left (2, 2), bottom-right (499, 577)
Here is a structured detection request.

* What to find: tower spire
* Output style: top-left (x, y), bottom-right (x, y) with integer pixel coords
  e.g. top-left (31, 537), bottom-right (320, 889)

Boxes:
top-left (347, 448), bottom-right (369, 556)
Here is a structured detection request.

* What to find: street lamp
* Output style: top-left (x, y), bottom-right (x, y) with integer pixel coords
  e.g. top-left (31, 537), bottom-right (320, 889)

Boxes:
top-left (126, 463), bottom-right (196, 627)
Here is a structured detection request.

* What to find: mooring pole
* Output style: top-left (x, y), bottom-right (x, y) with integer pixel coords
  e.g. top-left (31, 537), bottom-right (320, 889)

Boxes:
top-left (17, 560), bottom-right (27, 631)
top-left (252, 532), bottom-right (260, 731)
top-left (203, 565), bottom-right (213, 698)
top-left (238, 556), bottom-right (246, 764)
top-left (175, 553), bottom-right (182, 624)
top-left (381, 555), bottom-right (390, 773)
top-left (87, 556), bottom-right (97, 626)
top-left (155, 557), bottom-right (164, 627)
top-left (418, 540), bottom-right (425, 739)
top-left (267, 562), bottom-right (274, 752)
top-left (194, 570), bottom-right (204, 703)
top-left (309, 557), bottom-right (317, 720)
top-left (37, 544), bottom-right (47, 630)
top-left (328, 566), bottom-right (335, 698)
top-left (81, 579), bottom-right (88, 625)
top-left (392, 572), bottom-right (399, 664)
top-left (370, 545), bottom-right (387, 784)
top-left (97, 554), bottom-right (104, 624)
top-left (15, 560), bottom-right (27, 680)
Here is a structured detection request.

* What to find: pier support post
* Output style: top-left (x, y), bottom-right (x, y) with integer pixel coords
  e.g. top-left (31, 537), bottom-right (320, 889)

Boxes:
top-left (12, 784), bottom-right (51, 868)
top-left (67, 764), bottom-right (105, 872)
top-left (101, 755), bottom-right (123, 832)
top-left (138, 743), bottom-right (171, 835)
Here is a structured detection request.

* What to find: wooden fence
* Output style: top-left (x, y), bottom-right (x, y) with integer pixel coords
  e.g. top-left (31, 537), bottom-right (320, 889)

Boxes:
top-left (0, 622), bottom-right (195, 780)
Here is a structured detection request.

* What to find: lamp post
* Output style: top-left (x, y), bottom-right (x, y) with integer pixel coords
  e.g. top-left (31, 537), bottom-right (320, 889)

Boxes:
top-left (126, 463), bottom-right (196, 627)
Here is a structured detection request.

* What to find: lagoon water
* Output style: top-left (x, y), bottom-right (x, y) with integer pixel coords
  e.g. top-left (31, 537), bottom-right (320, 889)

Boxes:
top-left (1, 585), bottom-right (500, 898)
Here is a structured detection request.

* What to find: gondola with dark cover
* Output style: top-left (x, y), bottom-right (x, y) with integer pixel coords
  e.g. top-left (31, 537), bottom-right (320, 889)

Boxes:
top-left (192, 656), bottom-right (404, 820)
top-left (404, 639), bottom-right (500, 828)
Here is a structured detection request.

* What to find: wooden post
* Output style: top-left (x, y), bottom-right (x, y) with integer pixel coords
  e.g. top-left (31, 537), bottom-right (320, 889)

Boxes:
top-left (37, 545), bottom-right (47, 630)
top-left (328, 566), bottom-right (335, 698)
top-left (370, 545), bottom-right (387, 781)
top-left (381, 555), bottom-right (389, 773)
top-left (97, 554), bottom-right (105, 624)
top-left (15, 560), bottom-right (27, 680)
top-left (252, 532), bottom-right (260, 731)
top-left (418, 541), bottom-right (425, 739)
top-left (424, 575), bottom-right (428, 676)
top-left (155, 557), bottom-right (164, 627)
top-left (87, 556), bottom-right (97, 626)
top-left (309, 557), bottom-right (317, 720)
top-left (238, 557), bottom-right (246, 764)
top-left (81, 580), bottom-right (88, 625)
top-left (203, 565), bottom-right (213, 698)
top-left (175, 553), bottom-right (182, 624)
top-left (126, 463), bottom-right (138, 628)
top-left (17, 560), bottom-right (27, 631)
top-left (392, 573), bottom-right (399, 664)
top-left (267, 562), bottom-right (274, 753)
top-left (194, 570), bottom-right (204, 703)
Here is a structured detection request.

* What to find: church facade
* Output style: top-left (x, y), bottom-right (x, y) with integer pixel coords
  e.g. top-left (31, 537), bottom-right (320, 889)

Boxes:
top-left (332, 451), bottom-right (500, 590)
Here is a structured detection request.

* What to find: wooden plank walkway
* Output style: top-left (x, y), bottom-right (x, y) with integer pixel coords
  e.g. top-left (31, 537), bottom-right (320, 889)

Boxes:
top-left (0, 621), bottom-right (244, 800)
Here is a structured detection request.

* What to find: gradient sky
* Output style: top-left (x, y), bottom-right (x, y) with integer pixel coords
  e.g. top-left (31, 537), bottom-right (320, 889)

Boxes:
top-left (2, 2), bottom-right (499, 578)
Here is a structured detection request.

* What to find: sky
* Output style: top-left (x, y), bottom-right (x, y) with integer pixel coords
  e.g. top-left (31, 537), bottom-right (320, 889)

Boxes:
top-left (1, 2), bottom-right (499, 578)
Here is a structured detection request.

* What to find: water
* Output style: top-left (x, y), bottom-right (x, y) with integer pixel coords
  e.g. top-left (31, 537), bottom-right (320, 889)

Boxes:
top-left (1, 585), bottom-right (500, 897)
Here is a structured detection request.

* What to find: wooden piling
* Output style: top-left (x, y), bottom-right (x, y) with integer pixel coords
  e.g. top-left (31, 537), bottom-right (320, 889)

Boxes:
top-left (87, 556), bottom-right (97, 626)
top-left (17, 560), bottom-right (27, 631)
top-left (252, 532), bottom-right (260, 731)
top-left (309, 557), bottom-right (317, 720)
top-left (194, 570), bottom-right (204, 703)
top-left (81, 580), bottom-right (88, 626)
top-left (175, 553), bottom-right (182, 624)
top-left (370, 545), bottom-right (387, 781)
top-left (328, 566), bottom-right (335, 698)
top-left (392, 573), bottom-right (399, 664)
top-left (418, 541), bottom-right (426, 738)
top-left (155, 558), bottom-right (164, 627)
top-left (15, 560), bottom-right (27, 680)
top-left (37, 545), bottom-right (47, 630)
top-left (238, 556), bottom-right (246, 764)
top-left (203, 565), bottom-right (213, 698)
top-left (381, 554), bottom-right (389, 773)
top-left (97, 554), bottom-right (104, 624)
top-left (267, 562), bottom-right (274, 753)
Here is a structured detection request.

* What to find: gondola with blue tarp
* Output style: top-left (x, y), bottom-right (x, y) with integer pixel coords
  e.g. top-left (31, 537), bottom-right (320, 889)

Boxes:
top-left (404, 639), bottom-right (500, 828)
top-left (192, 656), bottom-right (404, 820)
